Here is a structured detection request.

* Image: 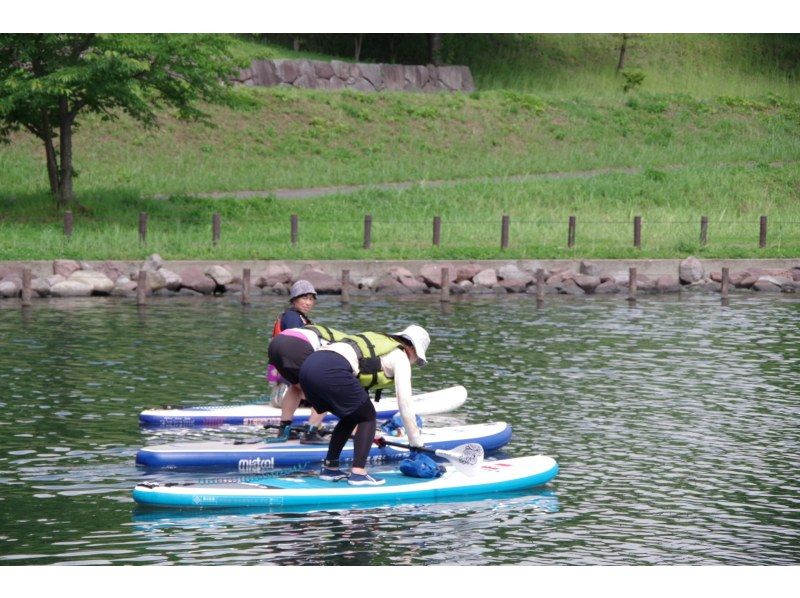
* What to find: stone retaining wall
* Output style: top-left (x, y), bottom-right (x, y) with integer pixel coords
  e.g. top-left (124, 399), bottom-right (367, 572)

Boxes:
top-left (2, 256), bottom-right (798, 301)
top-left (234, 59), bottom-right (475, 93)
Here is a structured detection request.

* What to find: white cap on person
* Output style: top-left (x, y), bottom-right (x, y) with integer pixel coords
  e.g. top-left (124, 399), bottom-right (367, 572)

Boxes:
top-left (393, 324), bottom-right (430, 366)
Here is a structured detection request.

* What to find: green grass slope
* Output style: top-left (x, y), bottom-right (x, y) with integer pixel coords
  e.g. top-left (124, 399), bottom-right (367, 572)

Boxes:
top-left (1, 34), bottom-right (798, 260)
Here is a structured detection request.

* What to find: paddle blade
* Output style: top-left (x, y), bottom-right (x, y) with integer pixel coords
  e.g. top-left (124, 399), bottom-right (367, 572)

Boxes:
top-left (435, 443), bottom-right (484, 477)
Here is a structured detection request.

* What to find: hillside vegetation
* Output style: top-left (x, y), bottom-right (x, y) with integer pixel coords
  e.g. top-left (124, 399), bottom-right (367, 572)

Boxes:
top-left (1, 34), bottom-right (798, 260)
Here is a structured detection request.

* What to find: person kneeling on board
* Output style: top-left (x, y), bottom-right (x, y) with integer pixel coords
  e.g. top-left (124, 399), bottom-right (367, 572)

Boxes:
top-left (267, 322), bottom-right (348, 444)
top-left (298, 325), bottom-right (430, 486)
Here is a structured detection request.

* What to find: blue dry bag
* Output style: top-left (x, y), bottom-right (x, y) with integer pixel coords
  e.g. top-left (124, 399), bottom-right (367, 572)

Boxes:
top-left (399, 452), bottom-right (445, 479)
top-left (380, 413), bottom-right (423, 436)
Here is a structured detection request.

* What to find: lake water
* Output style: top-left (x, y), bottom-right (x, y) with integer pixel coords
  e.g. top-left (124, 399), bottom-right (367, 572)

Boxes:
top-left (0, 293), bottom-right (798, 566)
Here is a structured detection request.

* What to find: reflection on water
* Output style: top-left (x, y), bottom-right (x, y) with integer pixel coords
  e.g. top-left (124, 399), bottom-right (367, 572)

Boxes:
top-left (1, 293), bottom-right (799, 565)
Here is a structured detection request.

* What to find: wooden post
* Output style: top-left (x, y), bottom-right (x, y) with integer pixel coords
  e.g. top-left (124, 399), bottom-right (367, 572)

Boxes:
top-left (759, 215), bottom-right (767, 248)
top-left (501, 215), bottom-right (510, 249)
top-left (63, 211), bottom-right (74, 238)
top-left (212, 213), bottom-right (221, 246)
top-left (341, 269), bottom-right (350, 305)
top-left (633, 216), bottom-right (641, 249)
top-left (291, 214), bottom-right (298, 246)
top-left (241, 268), bottom-right (251, 305)
top-left (700, 216), bottom-right (708, 246)
top-left (433, 216), bottom-right (441, 247)
top-left (536, 268), bottom-right (545, 300)
top-left (363, 215), bottom-right (372, 249)
top-left (568, 215), bottom-right (576, 248)
top-left (139, 212), bottom-right (148, 243)
top-left (137, 270), bottom-right (147, 305)
top-left (440, 267), bottom-right (451, 302)
top-left (628, 267), bottom-right (637, 301)
top-left (721, 267), bottom-right (730, 299)
top-left (21, 268), bottom-right (32, 307)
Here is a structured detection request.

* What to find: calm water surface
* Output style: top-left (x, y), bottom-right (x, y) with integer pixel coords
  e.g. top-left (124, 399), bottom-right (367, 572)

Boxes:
top-left (0, 293), bottom-right (798, 565)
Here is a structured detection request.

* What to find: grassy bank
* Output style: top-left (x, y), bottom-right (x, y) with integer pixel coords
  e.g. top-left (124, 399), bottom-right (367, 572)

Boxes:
top-left (1, 34), bottom-right (799, 260)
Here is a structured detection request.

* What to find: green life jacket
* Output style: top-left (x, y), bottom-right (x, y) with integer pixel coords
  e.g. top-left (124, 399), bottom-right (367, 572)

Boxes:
top-left (303, 324), bottom-right (348, 343)
top-left (340, 331), bottom-right (404, 392)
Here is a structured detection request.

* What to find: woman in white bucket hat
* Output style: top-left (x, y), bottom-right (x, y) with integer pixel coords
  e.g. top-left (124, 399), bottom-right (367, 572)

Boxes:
top-left (298, 324), bottom-right (431, 486)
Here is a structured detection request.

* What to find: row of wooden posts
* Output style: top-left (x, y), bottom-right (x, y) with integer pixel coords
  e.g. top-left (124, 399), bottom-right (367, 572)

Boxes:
top-left (60, 212), bottom-right (777, 249)
top-left (15, 265), bottom-right (735, 309)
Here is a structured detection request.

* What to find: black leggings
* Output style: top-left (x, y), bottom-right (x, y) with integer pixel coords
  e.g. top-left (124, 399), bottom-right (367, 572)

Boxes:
top-left (327, 400), bottom-right (376, 469)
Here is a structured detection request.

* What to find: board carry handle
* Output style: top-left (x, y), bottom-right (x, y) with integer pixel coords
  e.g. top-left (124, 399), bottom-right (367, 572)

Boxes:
top-left (374, 437), bottom-right (484, 477)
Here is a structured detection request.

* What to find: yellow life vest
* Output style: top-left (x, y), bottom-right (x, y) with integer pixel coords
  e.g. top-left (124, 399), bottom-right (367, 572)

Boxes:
top-left (304, 324), bottom-right (348, 343)
top-left (340, 332), bottom-right (404, 391)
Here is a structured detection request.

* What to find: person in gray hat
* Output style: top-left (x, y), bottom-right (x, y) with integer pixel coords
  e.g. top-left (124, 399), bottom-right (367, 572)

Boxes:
top-left (274, 280), bottom-right (317, 332)
top-left (266, 279), bottom-right (320, 439)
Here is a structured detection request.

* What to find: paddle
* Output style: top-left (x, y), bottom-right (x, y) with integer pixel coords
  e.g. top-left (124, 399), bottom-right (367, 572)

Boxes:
top-left (374, 437), bottom-right (484, 477)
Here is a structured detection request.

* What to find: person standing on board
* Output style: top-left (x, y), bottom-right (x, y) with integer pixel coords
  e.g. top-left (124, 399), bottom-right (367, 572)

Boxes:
top-left (267, 280), bottom-right (323, 441)
top-left (267, 322), bottom-right (347, 444)
top-left (298, 324), bottom-right (430, 486)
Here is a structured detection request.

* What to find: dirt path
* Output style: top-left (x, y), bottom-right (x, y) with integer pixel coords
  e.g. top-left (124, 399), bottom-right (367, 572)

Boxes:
top-left (150, 160), bottom-right (791, 201)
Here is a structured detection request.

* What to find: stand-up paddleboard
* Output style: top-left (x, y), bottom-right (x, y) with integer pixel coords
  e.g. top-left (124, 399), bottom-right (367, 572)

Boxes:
top-left (139, 385), bottom-right (467, 428)
top-left (136, 422), bottom-right (512, 472)
top-left (132, 455), bottom-right (558, 510)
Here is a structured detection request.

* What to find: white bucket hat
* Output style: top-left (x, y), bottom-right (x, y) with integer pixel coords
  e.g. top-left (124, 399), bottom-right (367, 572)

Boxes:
top-left (289, 280), bottom-right (317, 301)
top-left (393, 324), bottom-right (430, 366)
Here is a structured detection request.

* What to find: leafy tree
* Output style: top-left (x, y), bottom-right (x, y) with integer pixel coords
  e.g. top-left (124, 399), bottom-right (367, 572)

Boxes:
top-left (0, 34), bottom-right (237, 207)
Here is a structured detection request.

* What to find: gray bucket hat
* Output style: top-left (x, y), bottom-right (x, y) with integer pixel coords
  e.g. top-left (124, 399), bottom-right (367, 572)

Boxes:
top-left (290, 280), bottom-right (317, 301)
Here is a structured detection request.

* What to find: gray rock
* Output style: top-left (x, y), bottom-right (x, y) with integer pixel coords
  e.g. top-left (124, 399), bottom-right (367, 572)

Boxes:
top-left (69, 270), bottom-right (115, 294)
top-left (297, 268), bottom-right (340, 293)
top-left (419, 264), bottom-right (456, 288)
top-left (276, 59), bottom-right (300, 83)
top-left (359, 64), bottom-right (383, 90)
top-left (31, 278), bottom-right (50, 297)
top-left (142, 254), bottom-right (164, 273)
top-left (45, 274), bottom-right (65, 287)
top-left (455, 264), bottom-right (482, 282)
top-left (53, 259), bottom-right (81, 278)
top-left (256, 264), bottom-right (292, 287)
top-left (180, 267), bottom-right (217, 294)
top-left (753, 279), bottom-right (782, 292)
top-left (251, 60), bottom-right (281, 86)
top-left (388, 266), bottom-right (415, 280)
top-left (205, 265), bottom-right (234, 286)
top-left (593, 281), bottom-right (621, 294)
top-left (159, 268), bottom-right (182, 291)
top-left (96, 261), bottom-right (126, 282)
top-left (0, 280), bottom-right (19, 297)
top-left (145, 270), bottom-right (168, 292)
top-left (492, 285), bottom-right (508, 295)
top-left (679, 256), bottom-right (704, 284)
top-left (357, 276), bottom-right (377, 290)
top-left (313, 61), bottom-right (335, 79)
top-left (498, 264), bottom-right (533, 284)
top-left (398, 276), bottom-right (427, 293)
top-left (497, 278), bottom-right (528, 293)
top-left (791, 268), bottom-right (800, 282)
top-left (382, 64), bottom-right (406, 90)
top-left (437, 66), bottom-right (464, 90)
top-left (574, 275), bottom-right (601, 293)
top-left (374, 275), bottom-right (413, 295)
top-left (50, 280), bottom-right (93, 297)
top-left (473, 268), bottom-right (498, 287)
top-left (558, 279), bottom-right (586, 295)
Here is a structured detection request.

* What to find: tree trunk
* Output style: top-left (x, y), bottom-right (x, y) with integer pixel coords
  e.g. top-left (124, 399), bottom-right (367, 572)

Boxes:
top-left (428, 33), bottom-right (443, 66)
top-left (41, 111), bottom-right (60, 198)
top-left (617, 34), bottom-right (630, 72)
top-left (57, 96), bottom-right (75, 208)
top-left (354, 33), bottom-right (363, 61)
